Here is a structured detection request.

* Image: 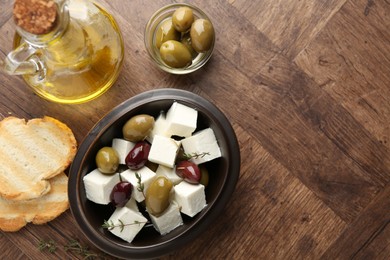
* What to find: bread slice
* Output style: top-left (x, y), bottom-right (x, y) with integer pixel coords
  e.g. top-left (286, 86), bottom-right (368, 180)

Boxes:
top-left (0, 172), bottom-right (69, 232)
top-left (0, 116), bottom-right (77, 201)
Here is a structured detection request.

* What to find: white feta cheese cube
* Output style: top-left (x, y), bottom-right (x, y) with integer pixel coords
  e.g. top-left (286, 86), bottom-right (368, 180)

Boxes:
top-left (149, 202), bottom-right (183, 235)
top-left (112, 138), bottom-right (135, 164)
top-left (174, 182), bottom-right (207, 217)
top-left (146, 113), bottom-right (169, 143)
top-left (106, 207), bottom-right (147, 243)
top-left (125, 197), bottom-right (139, 212)
top-left (120, 167), bottom-right (156, 202)
top-left (83, 169), bottom-right (120, 205)
top-left (181, 128), bottom-right (222, 164)
top-left (156, 165), bottom-right (182, 185)
top-left (165, 102), bottom-right (198, 137)
top-left (148, 135), bottom-right (180, 168)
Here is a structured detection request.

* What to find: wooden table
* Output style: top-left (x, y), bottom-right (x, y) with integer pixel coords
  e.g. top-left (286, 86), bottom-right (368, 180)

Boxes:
top-left (1, 0), bottom-right (389, 259)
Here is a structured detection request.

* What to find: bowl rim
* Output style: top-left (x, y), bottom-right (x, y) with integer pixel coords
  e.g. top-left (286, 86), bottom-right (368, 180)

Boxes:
top-left (68, 88), bottom-right (240, 259)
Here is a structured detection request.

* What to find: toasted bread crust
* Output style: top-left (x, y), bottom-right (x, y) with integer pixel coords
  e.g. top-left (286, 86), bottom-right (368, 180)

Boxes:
top-left (0, 116), bottom-right (77, 201)
top-left (0, 173), bottom-right (69, 232)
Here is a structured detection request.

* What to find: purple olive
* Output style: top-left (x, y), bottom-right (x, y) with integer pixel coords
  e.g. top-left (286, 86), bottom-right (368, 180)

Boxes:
top-left (125, 141), bottom-right (151, 170)
top-left (110, 181), bottom-right (133, 207)
top-left (176, 161), bottom-right (201, 184)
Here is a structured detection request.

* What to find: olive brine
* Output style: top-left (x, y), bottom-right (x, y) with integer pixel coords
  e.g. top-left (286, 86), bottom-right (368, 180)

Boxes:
top-left (155, 6), bottom-right (215, 68)
top-left (83, 102), bottom-right (222, 242)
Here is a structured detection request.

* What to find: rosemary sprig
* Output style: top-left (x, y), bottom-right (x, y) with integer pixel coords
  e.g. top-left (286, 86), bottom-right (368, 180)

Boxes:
top-left (102, 219), bottom-right (147, 232)
top-left (183, 151), bottom-right (210, 160)
top-left (38, 239), bottom-right (57, 253)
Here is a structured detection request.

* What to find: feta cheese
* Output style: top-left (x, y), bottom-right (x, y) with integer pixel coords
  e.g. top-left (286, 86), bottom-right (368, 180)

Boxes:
top-left (149, 202), bottom-right (183, 235)
top-left (156, 165), bottom-right (182, 185)
top-left (83, 169), bottom-right (120, 205)
top-left (125, 197), bottom-right (139, 212)
top-left (112, 138), bottom-right (135, 164)
top-left (174, 182), bottom-right (207, 217)
top-left (146, 113), bottom-right (169, 143)
top-left (181, 128), bottom-right (222, 164)
top-left (106, 207), bottom-right (147, 243)
top-left (120, 167), bottom-right (156, 202)
top-left (148, 135), bottom-right (180, 168)
top-left (165, 102), bottom-right (198, 137)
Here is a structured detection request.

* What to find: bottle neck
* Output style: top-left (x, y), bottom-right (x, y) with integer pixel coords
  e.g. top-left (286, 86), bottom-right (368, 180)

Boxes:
top-left (15, 0), bottom-right (69, 47)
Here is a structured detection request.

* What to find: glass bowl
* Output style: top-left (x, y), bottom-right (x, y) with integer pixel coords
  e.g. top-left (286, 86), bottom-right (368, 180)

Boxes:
top-left (144, 3), bottom-right (215, 74)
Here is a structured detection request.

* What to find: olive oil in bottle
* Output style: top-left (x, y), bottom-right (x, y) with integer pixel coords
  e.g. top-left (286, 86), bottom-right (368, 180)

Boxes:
top-left (10, 0), bottom-right (124, 104)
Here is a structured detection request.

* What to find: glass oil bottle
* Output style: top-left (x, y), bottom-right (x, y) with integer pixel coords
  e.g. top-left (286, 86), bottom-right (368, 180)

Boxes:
top-left (5, 0), bottom-right (124, 104)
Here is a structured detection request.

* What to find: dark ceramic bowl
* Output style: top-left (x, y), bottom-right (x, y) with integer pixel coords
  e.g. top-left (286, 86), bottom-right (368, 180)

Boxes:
top-left (68, 89), bottom-right (240, 259)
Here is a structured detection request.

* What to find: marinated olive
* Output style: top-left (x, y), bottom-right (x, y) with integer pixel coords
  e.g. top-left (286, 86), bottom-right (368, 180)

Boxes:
top-left (199, 165), bottom-right (209, 187)
top-left (172, 7), bottom-right (194, 32)
top-left (145, 176), bottom-right (173, 216)
top-left (160, 40), bottom-right (192, 68)
top-left (122, 114), bottom-right (155, 142)
top-left (181, 33), bottom-right (198, 59)
top-left (110, 181), bottom-right (133, 207)
top-left (95, 147), bottom-right (119, 174)
top-left (176, 161), bottom-right (201, 184)
top-left (155, 18), bottom-right (181, 49)
top-left (190, 19), bottom-right (214, 53)
top-left (125, 141), bottom-right (151, 170)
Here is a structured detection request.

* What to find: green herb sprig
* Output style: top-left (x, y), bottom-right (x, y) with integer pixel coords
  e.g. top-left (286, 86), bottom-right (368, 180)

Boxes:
top-left (38, 238), bottom-right (108, 259)
top-left (102, 219), bottom-right (147, 232)
top-left (135, 172), bottom-right (144, 192)
top-left (135, 171), bottom-right (145, 198)
top-left (38, 239), bottom-right (57, 253)
top-left (183, 151), bottom-right (210, 160)
top-left (64, 239), bottom-right (101, 259)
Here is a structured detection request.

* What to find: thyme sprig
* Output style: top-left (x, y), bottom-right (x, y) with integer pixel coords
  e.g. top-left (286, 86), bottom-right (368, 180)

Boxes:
top-left (64, 239), bottom-right (101, 259)
top-left (135, 171), bottom-right (146, 199)
top-left (183, 151), bottom-right (210, 160)
top-left (135, 172), bottom-right (144, 193)
top-left (38, 239), bottom-right (57, 253)
top-left (102, 219), bottom-right (147, 232)
top-left (38, 239), bottom-right (108, 259)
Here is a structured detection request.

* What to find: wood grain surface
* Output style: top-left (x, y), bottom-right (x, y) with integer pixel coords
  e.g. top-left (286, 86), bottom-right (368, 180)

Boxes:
top-left (0, 0), bottom-right (389, 259)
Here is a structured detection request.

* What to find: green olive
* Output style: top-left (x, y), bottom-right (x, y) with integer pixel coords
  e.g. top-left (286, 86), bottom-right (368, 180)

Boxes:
top-left (190, 19), bottom-right (214, 53)
top-left (181, 33), bottom-right (198, 59)
top-left (199, 165), bottom-right (209, 187)
top-left (145, 176), bottom-right (173, 216)
top-left (155, 18), bottom-right (181, 49)
top-left (122, 114), bottom-right (155, 142)
top-left (160, 40), bottom-right (192, 68)
top-left (95, 147), bottom-right (119, 174)
top-left (172, 7), bottom-right (194, 32)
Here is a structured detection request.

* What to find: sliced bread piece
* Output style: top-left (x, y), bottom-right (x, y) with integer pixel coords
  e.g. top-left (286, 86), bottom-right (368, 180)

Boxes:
top-left (0, 116), bottom-right (77, 201)
top-left (0, 172), bottom-right (69, 232)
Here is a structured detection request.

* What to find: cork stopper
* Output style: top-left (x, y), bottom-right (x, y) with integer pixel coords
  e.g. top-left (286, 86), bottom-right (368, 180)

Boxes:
top-left (13, 0), bottom-right (57, 35)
